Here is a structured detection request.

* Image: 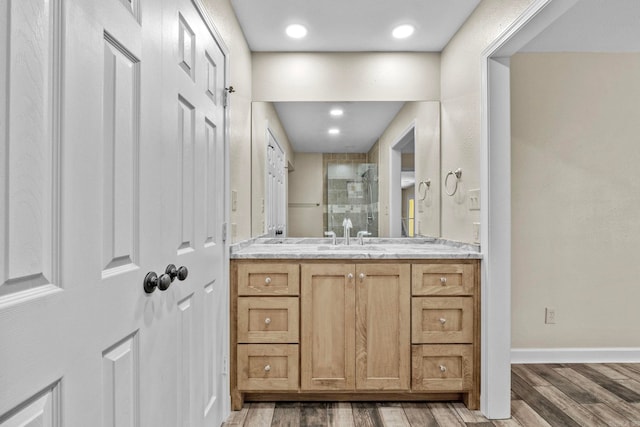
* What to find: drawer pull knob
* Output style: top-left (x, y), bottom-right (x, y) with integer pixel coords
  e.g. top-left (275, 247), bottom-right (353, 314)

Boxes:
top-left (264, 317), bottom-right (271, 325)
top-left (440, 277), bottom-right (447, 285)
top-left (265, 277), bottom-right (272, 285)
top-left (439, 317), bottom-right (447, 325)
top-left (359, 273), bottom-right (366, 281)
top-left (347, 273), bottom-right (354, 280)
top-left (264, 365), bottom-right (271, 372)
top-left (439, 365), bottom-right (447, 373)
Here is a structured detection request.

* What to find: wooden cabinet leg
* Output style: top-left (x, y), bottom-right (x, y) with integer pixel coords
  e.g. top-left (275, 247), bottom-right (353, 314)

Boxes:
top-left (463, 390), bottom-right (480, 410)
top-left (231, 390), bottom-right (244, 411)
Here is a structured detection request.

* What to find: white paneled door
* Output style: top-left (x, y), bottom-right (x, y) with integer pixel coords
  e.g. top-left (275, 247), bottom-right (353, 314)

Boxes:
top-left (0, 0), bottom-right (229, 426)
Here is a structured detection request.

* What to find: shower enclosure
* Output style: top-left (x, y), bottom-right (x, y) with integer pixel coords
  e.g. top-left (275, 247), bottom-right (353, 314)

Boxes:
top-left (326, 163), bottom-right (378, 237)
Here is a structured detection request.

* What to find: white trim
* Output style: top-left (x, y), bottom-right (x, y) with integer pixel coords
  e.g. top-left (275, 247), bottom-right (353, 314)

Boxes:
top-left (389, 121), bottom-right (416, 238)
top-left (512, 348), bottom-right (640, 364)
top-left (480, 0), bottom-right (579, 419)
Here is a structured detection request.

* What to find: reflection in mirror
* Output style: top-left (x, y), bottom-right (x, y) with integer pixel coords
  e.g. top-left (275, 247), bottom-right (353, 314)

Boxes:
top-left (251, 101), bottom-right (441, 239)
top-left (400, 139), bottom-right (415, 237)
top-left (327, 162), bottom-right (378, 237)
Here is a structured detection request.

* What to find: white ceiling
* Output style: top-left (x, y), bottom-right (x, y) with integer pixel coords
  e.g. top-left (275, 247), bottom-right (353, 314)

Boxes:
top-left (274, 102), bottom-right (404, 153)
top-left (521, 0), bottom-right (640, 53)
top-left (230, 0), bottom-right (481, 52)
top-left (232, 1), bottom-right (481, 153)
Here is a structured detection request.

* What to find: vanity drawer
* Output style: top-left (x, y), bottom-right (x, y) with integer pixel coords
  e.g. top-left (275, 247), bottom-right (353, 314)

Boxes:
top-left (238, 263), bottom-right (300, 296)
top-left (412, 344), bottom-right (473, 391)
top-left (412, 264), bottom-right (474, 296)
top-left (412, 297), bottom-right (473, 343)
top-left (237, 344), bottom-right (299, 391)
top-left (237, 297), bottom-right (299, 343)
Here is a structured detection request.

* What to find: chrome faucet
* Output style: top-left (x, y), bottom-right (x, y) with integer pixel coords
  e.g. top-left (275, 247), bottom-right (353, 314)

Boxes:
top-left (342, 218), bottom-right (353, 245)
top-left (357, 230), bottom-right (372, 245)
top-left (324, 230), bottom-right (337, 245)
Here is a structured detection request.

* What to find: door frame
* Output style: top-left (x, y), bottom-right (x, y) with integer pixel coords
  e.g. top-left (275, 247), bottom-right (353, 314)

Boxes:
top-left (264, 123), bottom-right (287, 237)
top-left (480, 0), bottom-right (578, 418)
top-left (191, 0), bottom-right (232, 418)
top-left (389, 120), bottom-right (416, 238)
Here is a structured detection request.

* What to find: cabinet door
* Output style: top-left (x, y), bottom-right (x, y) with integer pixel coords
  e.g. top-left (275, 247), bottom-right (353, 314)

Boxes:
top-left (355, 264), bottom-right (410, 390)
top-left (301, 264), bottom-right (355, 390)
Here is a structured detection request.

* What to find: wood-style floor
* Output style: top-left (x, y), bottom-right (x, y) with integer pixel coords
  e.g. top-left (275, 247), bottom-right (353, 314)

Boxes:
top-left (223, 363), bottom-right (640, 426)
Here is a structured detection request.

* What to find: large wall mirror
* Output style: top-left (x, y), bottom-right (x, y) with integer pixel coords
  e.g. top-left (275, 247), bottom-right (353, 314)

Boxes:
top-left (251, 101), bottom-right (441, 239)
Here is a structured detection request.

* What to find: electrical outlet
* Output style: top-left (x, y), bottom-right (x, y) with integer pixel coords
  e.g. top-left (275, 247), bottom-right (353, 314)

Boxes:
top-left (231, 223), bottom-right (237, 238)
top-left (468, 189), bottom-right (480, 211)
top-left (545, 307), bottom-right (556, 324)
top-left (472, 222), bottom-right (480, 243)
top-left (261, 198), bottom-right (264, 213)
top-left (231, 190), bottom-right (237, 212)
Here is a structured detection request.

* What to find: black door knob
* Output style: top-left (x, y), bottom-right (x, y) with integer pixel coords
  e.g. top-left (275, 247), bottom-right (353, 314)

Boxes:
top-left (165, 264), bottom-right (178, 282)
top-left (157, 274), bottom-right (172, 291)
top-left (143, 272), bottom-right (172, 293)
top-left (166, 264), bottom-right (188, 282)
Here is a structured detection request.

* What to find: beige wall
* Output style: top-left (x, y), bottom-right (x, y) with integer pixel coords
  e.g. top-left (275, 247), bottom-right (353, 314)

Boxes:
top-left (511, 53), bottom-right (640, 348)
top-left (375, 101), bottom-right (440, 238)
top-left (202, 0), bottom-right (253, 242)
top-left (251, 102), bottom-right (295, 236)
top-left (440, 0), bottom-right (533, 242)
top-left (252, 52), bottom-right (440, 101)
top-left (288, 153), bottom-right (324, 237)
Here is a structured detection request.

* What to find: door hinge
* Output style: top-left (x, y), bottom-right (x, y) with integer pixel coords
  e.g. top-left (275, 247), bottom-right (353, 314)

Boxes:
top-left (223, 86), bottom-right (234, 108)
top-left (222, 223), bottom-right (227, 243)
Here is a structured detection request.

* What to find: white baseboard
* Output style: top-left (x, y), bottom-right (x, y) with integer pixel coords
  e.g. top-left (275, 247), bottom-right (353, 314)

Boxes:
top-left (511, 348), bottom-right (640, 364)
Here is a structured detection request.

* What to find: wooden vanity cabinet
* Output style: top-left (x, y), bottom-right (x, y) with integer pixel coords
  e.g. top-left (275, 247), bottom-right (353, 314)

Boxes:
top-left (233, 262), bottom-right (301, 404)
top-left (300, 263), bottom-right (410, 391)
top-left (230, 259), bottom-right (480, 411)
top-left (410, 262), bottom-right (479, 407)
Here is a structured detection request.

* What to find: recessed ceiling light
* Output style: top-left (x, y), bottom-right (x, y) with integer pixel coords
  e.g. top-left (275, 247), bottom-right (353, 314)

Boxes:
top-left (392, 24), bottom-right (415, 39)
top-left (286, 24), bottom-right (307, 39)
top-left (328, 128), bottom-right (340, 135)
top-left (330, 108), bottom-right (343, 117)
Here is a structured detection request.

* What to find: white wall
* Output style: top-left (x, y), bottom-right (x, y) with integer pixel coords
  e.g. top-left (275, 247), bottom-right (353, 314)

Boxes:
top-left (288, 153), bottom-right (324, 237)
top-left (511, 53), bottom-right (640, 348)
top-left (252, 52), bottom-right (440, 101)
top-left (251, 102), bottom-right (295, 236)
top-left (440, 0), bottom-right (534, 242)
top-left (202, 0), bottom-right (253, 242)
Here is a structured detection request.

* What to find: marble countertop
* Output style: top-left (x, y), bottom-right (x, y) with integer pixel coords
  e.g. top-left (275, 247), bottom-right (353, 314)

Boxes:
top-left (230, 237), bottom-right (482, 260)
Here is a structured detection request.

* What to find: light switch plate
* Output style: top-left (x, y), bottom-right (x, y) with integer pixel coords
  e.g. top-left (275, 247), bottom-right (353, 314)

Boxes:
top-left (472, 222), bottom-right (480, 243)
top-left (468, 189), bottom-right (480, 211)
